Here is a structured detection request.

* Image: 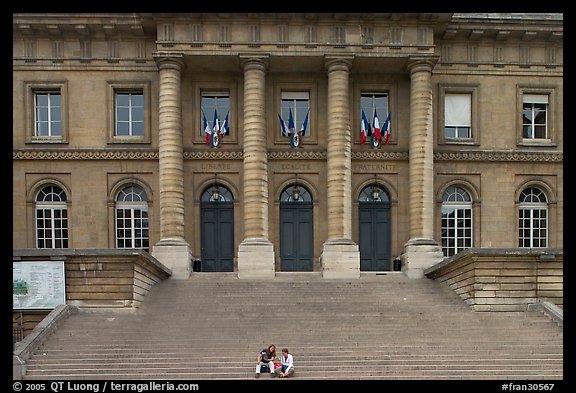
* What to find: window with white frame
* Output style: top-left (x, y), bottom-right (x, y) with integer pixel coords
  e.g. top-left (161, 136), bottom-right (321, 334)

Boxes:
top-left (34, 91), bottom-right (62, 138)
top-left (441, 185), bottom-right (473, 257)
top-left (115, 91), bottom-right (144, 137)
top-left (281, 92), bottom-right (310, 136)
top-left (201, 91), bottom-right (230, 137)
top-left (518, 187), bottom-right (548, 248)
top-left (115, 185), bottom-right (149, 251)
top-left (360, 92), bottom-right (389, 137)
top-left (35, 185), bottom-right (68, 249)
top-left (444, 93), bottom-right (472, 139)
top-left (522, 94), bottom-right (548, 140)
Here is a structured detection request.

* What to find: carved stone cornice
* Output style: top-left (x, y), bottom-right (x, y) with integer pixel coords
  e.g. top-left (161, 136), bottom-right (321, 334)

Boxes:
top-left (13, 149), bottom-right (159, 160)
top-left (184, 151), bottom-right (243, 160)
top-left (434, 150), bottom-right (563, 162)
top-left (352, 151), bottom-right (409, 160)
top-left (268, 150), bottom-right (326, 160)
top-left (13, 149), bottom-right (563, 162)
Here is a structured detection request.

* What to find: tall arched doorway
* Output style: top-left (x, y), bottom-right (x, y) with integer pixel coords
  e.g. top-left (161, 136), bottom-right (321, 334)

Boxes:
top-left (279, 184), bottom-right (313, 271)
top-left (200, 184), bottom-right (234, 272)
top-left (358, 184), bottom-right (392, 271)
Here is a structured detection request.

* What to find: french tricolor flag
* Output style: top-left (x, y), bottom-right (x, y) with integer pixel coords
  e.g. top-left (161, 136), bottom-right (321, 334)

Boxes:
top-left (382, 112), bottom-right (391, 144)
top-left (372, 109), bottom-right (382, 141)
top-left (360, 109), bottom-right (369, 144)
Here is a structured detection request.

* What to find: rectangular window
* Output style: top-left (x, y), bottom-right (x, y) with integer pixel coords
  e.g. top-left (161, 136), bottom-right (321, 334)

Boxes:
top-left (201, 92), bottom-right (230, 137)
top-left (35, 207), bottom-right (68, 249)
top-left (281, 92), bottom-right (310, 136)
top-left (441, 207), bottom-right (472, 257)
top-left (522, 94), bottom-right (548, 140)
top-left (115, 91), bottom-right (144, 137)
top-left (518, 208), bottom-right (548, 248)
top-left (360, 93), bottom-right (388, 136)
top-left (116, 208), bottom-right (149, 252)
top-left (444, 93), bottom-right (471, 139)
top-left (34, 92), bottom-right (62, 137)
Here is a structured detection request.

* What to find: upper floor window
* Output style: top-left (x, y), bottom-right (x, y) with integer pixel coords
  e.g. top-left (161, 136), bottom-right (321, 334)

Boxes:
top-left (108, 82), bottom-right (150, 144)
top-left (115, 185), bottom-right (149, 251)
top-left (441, 185), bottom-right (473, 257)
top-left (115, 91), bottom-right (144, 137)
top-left (281, 92), bottom-right (310, 136)
top-left (518, 187), bottom-right (548, 248)
top-left (35, 185), bottom-right (68, 249)
top-left (522, 94), bottom-right (548, 140)
top-left (25, 82), bottom-right (69, 144)
top-left (360, 93), bottom-right (388, 134)
top-left (35, 91), bottom-right (62, 138)
top-left (444, 93), bottom-right (471, 139)
top-left (201, 91), bottom-right (230, 138)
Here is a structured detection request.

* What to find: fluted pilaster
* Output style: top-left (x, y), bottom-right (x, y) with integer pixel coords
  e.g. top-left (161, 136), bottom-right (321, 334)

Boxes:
top-left (325, 57), bottom-right (353, 239)
top-left (156, 55), bottom-right (186, 241)
top-left (406, 57), bottom-right (436, 241)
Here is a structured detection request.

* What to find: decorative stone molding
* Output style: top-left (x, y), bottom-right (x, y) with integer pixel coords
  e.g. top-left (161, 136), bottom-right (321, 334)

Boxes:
top-left (352, 151), bottom-right (409, 160)
top-left (268, 151), bottom-right (327, 160)
top-left (13, 150), bottom-right (159, 160)
top-left (184, 151), bottom-right (243, 160)
top-left (434, 150), bottom-right (563, 162)
top-left (13, 150), bottom-right (562, 162)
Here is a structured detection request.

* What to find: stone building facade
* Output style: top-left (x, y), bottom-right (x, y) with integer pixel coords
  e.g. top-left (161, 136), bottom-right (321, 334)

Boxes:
top-left (13, 13), bottom-right (563, 280)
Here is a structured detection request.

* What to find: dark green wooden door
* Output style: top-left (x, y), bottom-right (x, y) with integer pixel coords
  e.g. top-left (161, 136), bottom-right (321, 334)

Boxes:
top-left (201, 201), bottom-right (234, 272)
top-left (280, 202), bottom-right (313, 271)
top-left (359, 202), bottom-right (391, 271)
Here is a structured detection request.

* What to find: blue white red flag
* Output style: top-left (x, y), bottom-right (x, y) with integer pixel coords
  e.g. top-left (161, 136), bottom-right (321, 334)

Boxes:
top-left (278, 113), bottom-right (289, 136)
top-left (288, 108), bottom-right (295, 134)
top-left (360, 109), bottom-right (369, 144)
top-left (220, 111), bottom-right (229, 136)
top-left (203, 111), bottom-right (212, 144)
top-left (383, 112), bottom-right (391, 144)
top-left (212, 109), bottom-right (220, 135)
top-left (372, 109), bottom-right (382, 141)
top-left (299, 111), bottom-right (309, 136)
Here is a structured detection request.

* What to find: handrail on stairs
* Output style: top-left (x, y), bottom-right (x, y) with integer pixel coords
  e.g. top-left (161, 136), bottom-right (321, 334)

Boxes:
top-left (13, 304), bottom-right (78, 380)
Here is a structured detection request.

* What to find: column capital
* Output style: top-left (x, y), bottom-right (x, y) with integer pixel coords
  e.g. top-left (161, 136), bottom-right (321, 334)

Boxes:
top-left (405, 56), bottom-right (439, 74)
top-left (153, 52), bottom-right (185, 71)
top-left (324, 55), bottom-right (354, 73)
top-left (239, 54), bottom-right (269, 72)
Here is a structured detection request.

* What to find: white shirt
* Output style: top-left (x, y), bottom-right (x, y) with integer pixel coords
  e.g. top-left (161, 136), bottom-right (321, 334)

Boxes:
top-left (281, 353), bottom-right (294, 370)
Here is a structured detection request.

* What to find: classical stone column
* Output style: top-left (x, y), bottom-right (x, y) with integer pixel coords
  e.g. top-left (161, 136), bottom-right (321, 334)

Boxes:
top-left (237, 55), bottom-right (275, 279)
top-left (320, 56), bottom-right (360, 279)
top-left (401, 57), bottom-right (443, 278)
top-left (151, 53), bottom-right (192, 279)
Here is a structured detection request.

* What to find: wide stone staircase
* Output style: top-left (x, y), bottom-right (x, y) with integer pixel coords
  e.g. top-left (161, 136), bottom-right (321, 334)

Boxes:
top-left (22, 273), bottom-right (563, 380)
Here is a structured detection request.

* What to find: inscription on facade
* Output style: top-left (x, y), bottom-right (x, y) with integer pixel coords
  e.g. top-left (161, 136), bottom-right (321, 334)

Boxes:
top-left (353, 164), bottom-right (396, 172)
top-left (201, 163), bottom-right (231, 171)
top-left (280, 163), bottom-right (311, 171)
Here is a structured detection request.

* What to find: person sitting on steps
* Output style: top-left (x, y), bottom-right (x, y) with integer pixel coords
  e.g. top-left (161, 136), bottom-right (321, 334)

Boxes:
top-left (274, 347), bottom-right (294, 378)
top-left (255, 344), bottom-right (276, 378)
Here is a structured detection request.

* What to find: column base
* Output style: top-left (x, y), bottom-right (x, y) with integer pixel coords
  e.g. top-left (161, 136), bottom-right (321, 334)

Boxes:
top-left (237, 237), bottom-right (275, 279)
top-left (401, 238), bottom-right (444, 279)
top-left (151, 239), bottom-right (192, 279)
top-left (321, 238), bottom-right (360, 279)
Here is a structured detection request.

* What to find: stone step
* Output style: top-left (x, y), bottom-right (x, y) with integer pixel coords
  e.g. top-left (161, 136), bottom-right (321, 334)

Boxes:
top-left (22, 274), bottom-right (562, 380)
